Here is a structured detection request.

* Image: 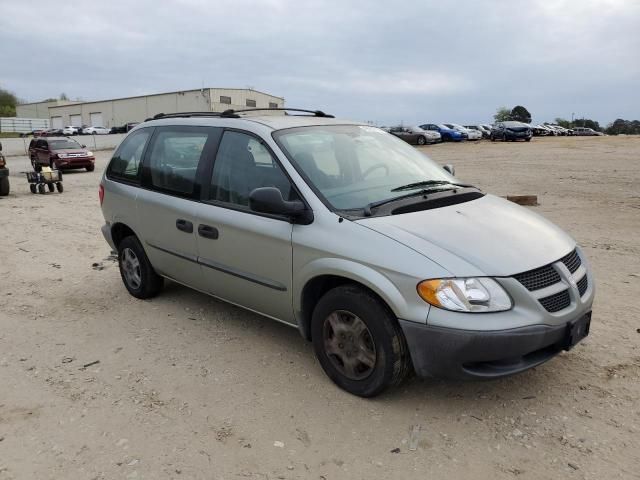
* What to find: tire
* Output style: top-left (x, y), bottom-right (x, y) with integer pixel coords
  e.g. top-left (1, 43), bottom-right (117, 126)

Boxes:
top-left (31, 157), bottom-right (42, 172)
top-left (118, 235), bottom-right (164, 299)
top-left (311, 284), bottom-right (412, 397)
top-left (56, 182), bottom-right (63, 193)
top-left (525, 138), bottom-right (531, 142)
top-left (30, 184), bottom-right (36, 194)
top-left (417, 136), bottom-right (426, 146)
top-left (0, 176), bottom-right (9, 196)
top-left (38, 184), bottom-right (45, 194)
top-left (502, 133), bottom-right (507, 142)
top-left (47, 183), bottom-right (54, 192)
top-left (92, 131), bottom-right (97, 135)
top-left (490, 135), bottom-right (495, 142)
top-left (86, 164), bottom-right (95, 172)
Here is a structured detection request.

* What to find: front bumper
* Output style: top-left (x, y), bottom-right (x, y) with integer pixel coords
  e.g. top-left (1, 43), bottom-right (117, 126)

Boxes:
top-left (399, 312), bottom-right (590, 380)
top-left (55, 157), bottom-right (95, 169)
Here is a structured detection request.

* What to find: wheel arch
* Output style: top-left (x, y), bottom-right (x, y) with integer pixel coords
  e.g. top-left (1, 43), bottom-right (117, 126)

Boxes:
top-left (295, 260), bottom-right (410, 341)
top-left (110, 221), bottom-right (139, 249)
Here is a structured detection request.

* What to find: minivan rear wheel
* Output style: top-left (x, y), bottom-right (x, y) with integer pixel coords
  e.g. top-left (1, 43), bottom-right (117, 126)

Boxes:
top-left (117, 235), bottom-right (164, 299)
top-left (311, 285), bottom-right (412, 397)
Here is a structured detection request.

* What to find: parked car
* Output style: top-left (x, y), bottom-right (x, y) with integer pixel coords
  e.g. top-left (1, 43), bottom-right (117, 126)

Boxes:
top-left (28, 137), bottom-right (95, 172)
top-left (444, 123), bottom-right (481, 141)
top-left (465, 125), bottom-right (490, 139)
top-left (41, 128), bottom-right (64, 137)
top-left (490, 121), bottom-right (533, 142)
top-left (572, 127), bottom-right (601, 136)
top-left (419, 123), bottom-right (465, 142)
top-left (84, 126), bottom-right (111, 135)
top-left (0, 142), bottom-right (9, 196)
top-left (19, 129), bottom-right (47, 138)
top-left (110, 122), bottom-right (139, 134)
top-left (532, 125), bottom-right (551, 136)
top-left (99, 109), bottom-right (594, 397)
top-left (388, 126), bottom-right (441, 145)
top-left (63, 126), bottom-right (79, 136)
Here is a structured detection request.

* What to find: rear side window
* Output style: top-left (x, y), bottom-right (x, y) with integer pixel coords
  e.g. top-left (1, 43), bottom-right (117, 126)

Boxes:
top-left (107, 129), bottom-right (151, 182)
top-left (146, 127), bottom-right (214, 197)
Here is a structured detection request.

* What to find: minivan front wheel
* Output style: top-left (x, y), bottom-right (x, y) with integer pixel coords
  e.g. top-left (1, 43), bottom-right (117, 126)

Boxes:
top-left (311, 285), bottom-right (412, 397)
top-left (117, 236), bottom-right (163, 299)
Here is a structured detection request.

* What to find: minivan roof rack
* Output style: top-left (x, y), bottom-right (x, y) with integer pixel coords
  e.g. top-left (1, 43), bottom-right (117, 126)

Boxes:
top-left (221, 108), bottom-right (334, 118)
top-left (146, 108), bottom-right (334, 122)
top-left (146, 112), bottom-right (223, 121)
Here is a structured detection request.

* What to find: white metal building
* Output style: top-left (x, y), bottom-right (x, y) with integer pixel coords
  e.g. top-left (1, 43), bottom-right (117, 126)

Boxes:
top-left (16, 88), bottom-right (285, 129)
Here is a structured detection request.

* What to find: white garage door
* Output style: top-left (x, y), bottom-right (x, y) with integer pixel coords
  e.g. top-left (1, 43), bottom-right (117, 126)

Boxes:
top-left (70, 114), bottom-right (82, 127)
top-left (51, 116), bottom-right (63, 129)
top-left (90, 112), bottom-right (103, 127)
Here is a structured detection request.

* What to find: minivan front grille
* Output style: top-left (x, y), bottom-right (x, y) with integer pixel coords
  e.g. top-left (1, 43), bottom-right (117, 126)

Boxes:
top-left (514, 265), bottom-right (561, 291)
top-left (561, 249), bottom-right (581, 274)
top-left (577, 275), bottom-right (588, 297)
top-left (538, 290), bottom-right (571, 313)
top-left (513, 249), bottom-right (583, 313)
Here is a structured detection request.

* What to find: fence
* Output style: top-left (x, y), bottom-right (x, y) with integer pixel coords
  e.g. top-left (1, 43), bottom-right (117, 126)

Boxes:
top-left (0, 133), bottom-right (126, 157)
top-left (0, 117), bottom-right (50, 133)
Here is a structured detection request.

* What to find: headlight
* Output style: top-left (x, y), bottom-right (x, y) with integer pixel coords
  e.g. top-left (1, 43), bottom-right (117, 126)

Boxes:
top-left (86, 151), bottom-right (94, 156)
top-left (57, 153), bottom-right (68, 158)
top-left (417, 278), bottom-right (512, 312)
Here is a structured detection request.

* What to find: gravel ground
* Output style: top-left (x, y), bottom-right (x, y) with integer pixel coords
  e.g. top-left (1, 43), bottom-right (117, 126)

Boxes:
top-left (1, 136), bottom-right (639, 480)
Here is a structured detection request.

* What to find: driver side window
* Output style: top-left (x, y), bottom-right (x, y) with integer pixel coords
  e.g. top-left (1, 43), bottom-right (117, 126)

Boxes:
top-left (209, 131), bottom-right (297, 208)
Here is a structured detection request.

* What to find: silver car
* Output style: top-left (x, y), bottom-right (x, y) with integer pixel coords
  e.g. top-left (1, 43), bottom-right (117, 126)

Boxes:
top-left (99, 109), bottom-right (595, 397)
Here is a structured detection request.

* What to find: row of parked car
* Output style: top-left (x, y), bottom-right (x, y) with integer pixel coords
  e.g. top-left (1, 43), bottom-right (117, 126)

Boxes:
top-left (384, 122), bottom-right (534, 144)
top-left (19, 122), bottom-right (140, 138)
top-left (384, 121), bottom-right (604, 146)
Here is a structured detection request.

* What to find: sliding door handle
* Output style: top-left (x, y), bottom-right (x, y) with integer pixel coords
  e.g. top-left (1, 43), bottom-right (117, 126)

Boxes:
top-left (198, 224), bottom-right (219, 240)
top-left (176, 219), bottom-right (193, 233)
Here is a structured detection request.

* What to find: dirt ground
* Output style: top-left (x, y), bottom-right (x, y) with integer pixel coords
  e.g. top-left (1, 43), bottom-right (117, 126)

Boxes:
top-left (1, 136), bottom-right (639, 480)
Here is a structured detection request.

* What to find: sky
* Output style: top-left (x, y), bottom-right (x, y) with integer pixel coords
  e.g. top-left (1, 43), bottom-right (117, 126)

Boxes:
top-left (1, 0), bottom-right (638, 126)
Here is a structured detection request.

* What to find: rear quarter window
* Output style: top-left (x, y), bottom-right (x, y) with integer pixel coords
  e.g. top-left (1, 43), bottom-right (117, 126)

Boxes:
top-left (107, 129), bottom-right (152, 183)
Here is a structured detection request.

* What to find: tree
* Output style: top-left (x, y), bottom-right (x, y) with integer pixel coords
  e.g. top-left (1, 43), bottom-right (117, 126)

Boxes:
top-left (510, 105), bottom-right (532, 123)
top-left (573, 118), bottom-right (601, 131)
top-left (493, 107), bottom-right (511, 122)
top-left (606, 118), bottom-right (640, 135)
top-left (555, 117), bottom-right (572, 129)
top-left (0, 86), bottom-right (18, 117)
top-left (60, 93), bottom-right (69, 101)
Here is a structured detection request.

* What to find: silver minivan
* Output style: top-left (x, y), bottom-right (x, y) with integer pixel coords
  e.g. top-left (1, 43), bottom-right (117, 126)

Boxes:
top-left (99, 109), bottom-right (594, 397)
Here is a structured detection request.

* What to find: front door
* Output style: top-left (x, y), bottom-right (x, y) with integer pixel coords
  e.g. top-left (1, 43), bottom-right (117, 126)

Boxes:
top-left (195, 130), bottom-right (297, 324)
top-left (137, 125), bottom-right (220, 290)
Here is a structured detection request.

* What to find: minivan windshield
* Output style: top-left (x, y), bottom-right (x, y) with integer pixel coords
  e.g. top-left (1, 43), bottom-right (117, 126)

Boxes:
top-left (273, 125), bottom-right (456, 211)
top-left (49, 139), bottom-right (83, 150)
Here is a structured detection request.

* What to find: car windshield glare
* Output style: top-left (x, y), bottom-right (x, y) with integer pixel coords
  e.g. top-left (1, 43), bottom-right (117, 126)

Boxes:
top-left (273, 125), bottom-right (455, 212)
top-left (50, 139), bottom-right (83, 150)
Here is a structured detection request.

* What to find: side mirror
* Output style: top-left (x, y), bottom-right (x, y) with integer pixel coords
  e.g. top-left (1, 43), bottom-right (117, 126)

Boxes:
top-left (81, 144), bottom-right (86, 148)
top-left (249, 187), bottom-right (313, 224)
top-left (0, 142), bottom-right (3, 151)
top-left (443, 164), bottom-right (455, 176)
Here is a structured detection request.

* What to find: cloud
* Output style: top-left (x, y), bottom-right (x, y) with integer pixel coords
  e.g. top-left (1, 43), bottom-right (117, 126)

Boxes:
top-left (0, 0), bottom-right (638, 125)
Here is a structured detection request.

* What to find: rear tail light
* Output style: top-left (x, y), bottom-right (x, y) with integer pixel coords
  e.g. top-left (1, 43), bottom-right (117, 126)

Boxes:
top-left (99, 184), bottom-right (104, 206)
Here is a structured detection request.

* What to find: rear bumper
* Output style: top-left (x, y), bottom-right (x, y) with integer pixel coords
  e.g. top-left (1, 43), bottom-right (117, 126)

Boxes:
top-left (101, 223), bottom-right (116, 251)
top-left (399, 315), bottom-right (589, 380)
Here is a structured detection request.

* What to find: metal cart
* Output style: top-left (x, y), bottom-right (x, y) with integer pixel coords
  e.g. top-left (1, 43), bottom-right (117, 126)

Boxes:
top-left (26, 169), bottom-right (63, 194)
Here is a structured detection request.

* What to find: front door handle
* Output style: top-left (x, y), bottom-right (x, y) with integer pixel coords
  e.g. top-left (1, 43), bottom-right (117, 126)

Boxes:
top-left (198, 224), bottom-right (219, 240)
top-left (176, 219), bottom-right (193, 233)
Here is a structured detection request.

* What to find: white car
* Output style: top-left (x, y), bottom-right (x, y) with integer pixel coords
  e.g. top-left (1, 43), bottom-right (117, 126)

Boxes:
top-left (84, 126), bottom-right (110, 135)
top-left (62, 126), bottom-right (79, 136)
top-left (445, 123), bottom-right (482, 141)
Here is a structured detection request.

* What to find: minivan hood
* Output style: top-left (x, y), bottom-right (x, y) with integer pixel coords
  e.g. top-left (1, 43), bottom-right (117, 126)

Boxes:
top-left (356, 194), bottom-right (575, 277)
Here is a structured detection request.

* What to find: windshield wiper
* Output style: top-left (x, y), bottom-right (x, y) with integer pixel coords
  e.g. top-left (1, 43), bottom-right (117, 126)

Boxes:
top-left (390, 180), bottom-right (473, 192)
top-left (363, 190), bottom-right (431, 216)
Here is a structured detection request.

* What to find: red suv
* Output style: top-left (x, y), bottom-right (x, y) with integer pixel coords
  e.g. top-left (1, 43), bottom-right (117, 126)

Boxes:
top-left (29, 137), bottom-right (95, 172)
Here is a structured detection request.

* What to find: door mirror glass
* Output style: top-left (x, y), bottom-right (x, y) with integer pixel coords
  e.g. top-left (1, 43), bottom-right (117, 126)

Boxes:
top-left (443, 164), bottom-right (455, 176)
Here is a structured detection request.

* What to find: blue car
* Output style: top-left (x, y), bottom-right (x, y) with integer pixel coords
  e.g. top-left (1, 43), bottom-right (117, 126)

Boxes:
top-left (419, 123), bottom-right (466, 142)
